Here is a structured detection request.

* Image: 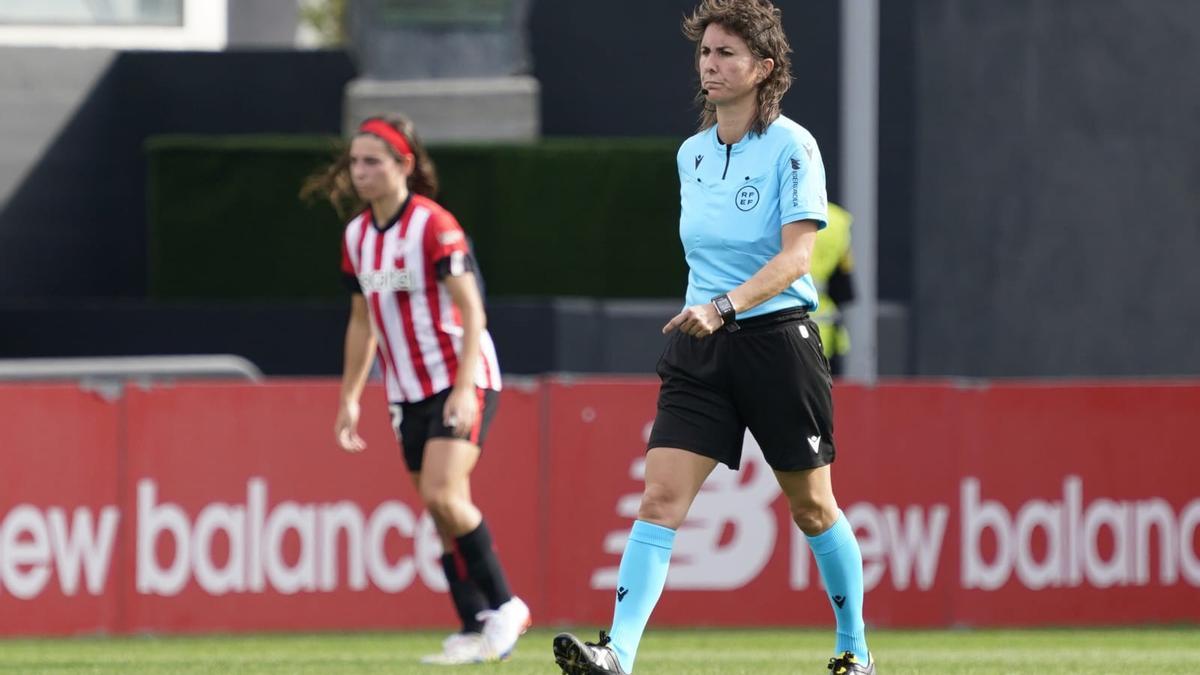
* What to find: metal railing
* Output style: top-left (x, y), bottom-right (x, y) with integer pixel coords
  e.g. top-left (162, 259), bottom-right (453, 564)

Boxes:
top-left (0, 355), bottom-right (263, 383)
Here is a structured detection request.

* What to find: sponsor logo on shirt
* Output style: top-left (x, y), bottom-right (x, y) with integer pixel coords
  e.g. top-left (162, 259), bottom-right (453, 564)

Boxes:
top-left (358, 268), bottom-right (415, 293)
top-left (790, 158), bottom-right (801, 208)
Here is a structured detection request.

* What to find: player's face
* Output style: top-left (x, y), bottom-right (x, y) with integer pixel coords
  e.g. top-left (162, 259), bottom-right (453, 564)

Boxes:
top-left (698, 23), bottom-right (771, 106)
top-left (349, 135), bottom-right (408, 201)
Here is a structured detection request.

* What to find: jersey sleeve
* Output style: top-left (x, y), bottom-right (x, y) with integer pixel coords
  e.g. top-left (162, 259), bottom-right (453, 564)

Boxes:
top-left (424, 210), bottom-right (477, 279)
top-left (778, 134), bottom-right (829, 229)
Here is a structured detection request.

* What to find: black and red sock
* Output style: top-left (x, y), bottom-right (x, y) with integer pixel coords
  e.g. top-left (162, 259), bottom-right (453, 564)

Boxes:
top-left (455, 520), bottom-right (513, 609)
top-left (440, 551), bottom-right (487, 633)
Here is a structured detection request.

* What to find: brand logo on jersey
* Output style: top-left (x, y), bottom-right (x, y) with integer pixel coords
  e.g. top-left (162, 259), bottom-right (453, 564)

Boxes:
top-left (735, 185), bottom-right (760, 211)
top-left (358, 268), bottom-right (415, 293)
top-left (807, 435), bottom-right (821, 453)
top-left (791, 157), bottom-right (801, 171)
top-left (695, 154), bottom-right (704, 169)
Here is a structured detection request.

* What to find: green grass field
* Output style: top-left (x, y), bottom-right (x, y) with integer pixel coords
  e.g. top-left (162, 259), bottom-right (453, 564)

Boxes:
top-left (1, 627), bottom-right (1197, 674)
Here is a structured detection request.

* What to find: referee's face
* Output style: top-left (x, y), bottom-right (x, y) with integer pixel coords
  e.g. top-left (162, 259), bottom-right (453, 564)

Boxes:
top-left (698, 23), bottom-right (766, 106)
top-left (349, 135), bottom-right (407, 201)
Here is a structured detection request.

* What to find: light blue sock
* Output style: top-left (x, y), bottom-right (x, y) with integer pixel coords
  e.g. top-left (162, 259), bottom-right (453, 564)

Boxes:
top-left (807, 511), bottom-right (870, 660)
top-left (607, 520), bottom-right (675, 672)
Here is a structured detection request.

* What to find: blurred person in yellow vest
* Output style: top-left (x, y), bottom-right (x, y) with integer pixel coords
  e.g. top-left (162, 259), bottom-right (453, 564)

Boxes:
top-left (811, 202), bottom-right (855, 376)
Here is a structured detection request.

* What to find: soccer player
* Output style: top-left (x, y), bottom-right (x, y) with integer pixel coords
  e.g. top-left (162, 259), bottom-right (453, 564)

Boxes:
top-left (304, 114), bottom-right (530, 664)
top-left (551, 1), bottom-right (875, 673)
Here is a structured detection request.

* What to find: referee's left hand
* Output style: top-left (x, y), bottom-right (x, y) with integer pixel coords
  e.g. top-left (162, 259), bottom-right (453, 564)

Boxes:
top-left (663, 303), bottom-right (724, 338)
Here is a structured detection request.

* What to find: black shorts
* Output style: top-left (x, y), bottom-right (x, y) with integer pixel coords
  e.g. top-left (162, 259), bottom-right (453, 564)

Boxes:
top-left (647, 308), bottom-right (834, 471)
top-left (389, 387), bottom-right (500, 472)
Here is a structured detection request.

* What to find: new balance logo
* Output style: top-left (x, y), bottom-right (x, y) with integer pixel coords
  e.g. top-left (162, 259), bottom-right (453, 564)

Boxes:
top-left (832, 595), bottom-right (846, 609)
top-left (790, 158), bottom-right (801, 171)
top-left (807, 435), bottom-right (821, 453)
top-left (617, 586), bottom-right (629, 602)
top-left (695, 155), bottom-right (704, 169)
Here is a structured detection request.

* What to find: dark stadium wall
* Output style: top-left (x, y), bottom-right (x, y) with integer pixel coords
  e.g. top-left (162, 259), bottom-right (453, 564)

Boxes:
top-left (0, 302), bottom-right (351, 376)
top-left (529, 0), bottom-right (840, 148)
top-left (911, 0), bottom-right (1200, 376)
top-left (0, 51), bottom-right (356, 300)
top-left (0, 299), bottom-right (675, 376)
top-left (878, 1), bottom-right (917, 306)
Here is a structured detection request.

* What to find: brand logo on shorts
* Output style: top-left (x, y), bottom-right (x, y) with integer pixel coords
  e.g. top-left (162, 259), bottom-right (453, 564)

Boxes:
top-left (807, 435), bottom-right (821, 453)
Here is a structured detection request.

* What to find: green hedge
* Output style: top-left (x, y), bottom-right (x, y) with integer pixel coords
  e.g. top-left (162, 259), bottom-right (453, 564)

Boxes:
top-left (146, 135), bottom-right (687, 300)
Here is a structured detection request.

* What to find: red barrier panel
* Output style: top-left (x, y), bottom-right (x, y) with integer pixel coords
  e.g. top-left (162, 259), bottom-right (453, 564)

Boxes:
top-left (2, 378), bottom-right (1198, 634)
top-left (0, 386), bottom-right (120, 635)
top-left (837, 383), bottom-right (1200, 627)
top-left (542, 379), bottom-right (1200, 627)
top-left (118, 381), bottom-right (542, 633)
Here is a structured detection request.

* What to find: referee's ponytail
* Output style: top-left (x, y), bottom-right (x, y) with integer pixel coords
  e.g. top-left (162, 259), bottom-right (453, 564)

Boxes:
top-left (301, 113), bottom-right (439, 218)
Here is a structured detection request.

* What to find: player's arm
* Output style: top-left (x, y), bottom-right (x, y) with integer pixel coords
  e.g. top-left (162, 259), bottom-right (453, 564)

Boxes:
top-left (726, 220), bottom-right (819, 313)
top-left (442, 269), bottom-right (485, 437)
top-left (663, 221), bottom-right (819, 336)
top-left (335, 293), bottom-right (376, 452)
top-left (730, 137), bottom-right (825, 316)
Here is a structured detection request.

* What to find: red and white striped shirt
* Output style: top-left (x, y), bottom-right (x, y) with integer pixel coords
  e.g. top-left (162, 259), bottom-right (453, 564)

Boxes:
top-left (341, 194), bottom-right (502, 403)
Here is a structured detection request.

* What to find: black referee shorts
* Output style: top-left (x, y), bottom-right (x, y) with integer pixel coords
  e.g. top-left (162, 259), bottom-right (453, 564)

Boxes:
top-left (647, 308), bottom-right (834, 471)
top-left (389, 387), bottom-right (500, 472)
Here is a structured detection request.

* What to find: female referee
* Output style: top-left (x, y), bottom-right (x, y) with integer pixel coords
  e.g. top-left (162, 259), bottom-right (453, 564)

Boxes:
top-left (552, 1), bottom-right (874, 673)
top-left (303, 114), bottom-right (530, 665)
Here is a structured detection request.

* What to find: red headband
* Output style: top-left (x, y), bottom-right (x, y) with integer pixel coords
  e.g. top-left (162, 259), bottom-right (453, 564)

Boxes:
top-left (358, 118), bottom-right (413, 157)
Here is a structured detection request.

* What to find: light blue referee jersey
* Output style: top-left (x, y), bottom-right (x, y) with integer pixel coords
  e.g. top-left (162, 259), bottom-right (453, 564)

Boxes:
top-left (677, 115), bottom-right (828, 318)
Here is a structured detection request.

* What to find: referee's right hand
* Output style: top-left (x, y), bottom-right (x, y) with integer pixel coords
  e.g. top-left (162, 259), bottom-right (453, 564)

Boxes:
top-left (663, 302), bottom-right (724, 338)
top-left (335, 400), bottom-right (367, 452)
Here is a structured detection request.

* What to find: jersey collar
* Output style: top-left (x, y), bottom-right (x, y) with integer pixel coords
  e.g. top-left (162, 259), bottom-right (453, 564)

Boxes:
top-left (709, 125), bottom-right (751, 155)
top-left (367, 193), bottom-right (413, 232)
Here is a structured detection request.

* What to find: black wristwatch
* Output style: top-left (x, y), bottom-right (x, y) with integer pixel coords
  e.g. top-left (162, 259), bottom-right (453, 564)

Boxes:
top-left (711, 293), bottom-right (740, 332)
